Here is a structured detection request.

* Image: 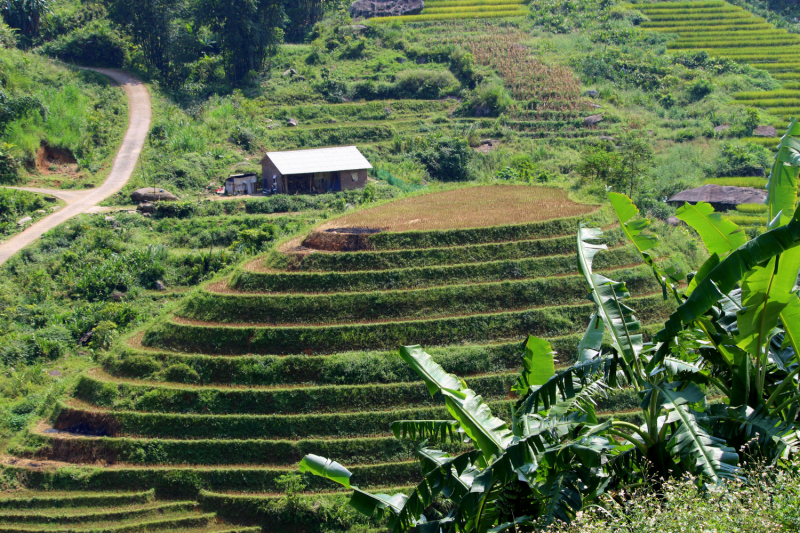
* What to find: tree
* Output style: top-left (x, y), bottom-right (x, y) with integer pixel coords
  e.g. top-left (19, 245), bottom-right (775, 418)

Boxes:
top-left (2, 0), bottom-right (51, 36)
top-left (299, 121), bottom-right (800, 531)
top-left (614, 131), bottom-right (653, 197)
top-left (197, 0), bottom-right (284, 84)
top-left (104, 0), bottom-right (182, 80)
top-left (283, 0), bottom-right (324, 43)
top-left (577, 142), bottom-right (618, 184)
top-left (414, 137), bottom-right (474, 181)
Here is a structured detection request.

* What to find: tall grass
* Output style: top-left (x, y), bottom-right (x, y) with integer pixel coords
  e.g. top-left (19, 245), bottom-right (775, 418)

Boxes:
top-left (741, 137), bottom-right (781, 147)
top-left (736, 203), bottom-right (768, 213)
top-left (704, 177), bottom-right (766, 188)
top-left (642, 19), bottom-right (770, 28)
top-left (737, 63), bottom-right (800, 71)
top-left (372, 9), bottom-right (527, 23)
top-left (726, 213), bottom-right (765, 225)
top-left (734, 98), bottom-right (800, 106)
top-left (424, 5), bottom-right (527, 14)
top-left (721, 54), bottom-right (800, 62)
top-left (639, 8), bottom-right (743, 15)
top-left (0, 47), bottom-right (125, 171)
top-left (425, 0), bottom-right (526, 5)
top-left (644, 13), bottom-right (760, 22)
top-left (643, 23), bottom-right (774, 33)
top-left (632, 1), bottom-right (729, 9)
top-left (669, 38), bottom-right (800, 49)
top-left (672, 30), bottom-right (790, 40)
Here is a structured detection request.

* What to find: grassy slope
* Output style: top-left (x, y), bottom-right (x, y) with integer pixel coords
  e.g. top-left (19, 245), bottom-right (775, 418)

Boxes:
top-left (0, 47), bottom-right (127, 189)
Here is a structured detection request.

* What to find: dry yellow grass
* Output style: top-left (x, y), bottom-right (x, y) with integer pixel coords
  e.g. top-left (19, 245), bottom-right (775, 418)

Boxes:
top-left (317, 185), bottom-right (596, 232)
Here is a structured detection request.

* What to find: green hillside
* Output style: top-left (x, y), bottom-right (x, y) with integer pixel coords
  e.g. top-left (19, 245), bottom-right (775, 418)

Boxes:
top-left (4, 184), bottom-right (689, 532)
top-left (0, 1), bottom-right (799, 532)
top-left (0, 45), bottom-right (127, 189)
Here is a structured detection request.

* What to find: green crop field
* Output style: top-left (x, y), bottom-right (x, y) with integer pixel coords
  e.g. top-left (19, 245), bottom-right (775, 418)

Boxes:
top-left (371, 0), bottom-right (529, 23)
top-left (637, 0), bottom-right (800, 124)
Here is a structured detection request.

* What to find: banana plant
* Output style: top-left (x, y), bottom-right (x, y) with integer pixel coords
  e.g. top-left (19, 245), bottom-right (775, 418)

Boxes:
top-left (606, 121), bottom-right (800, 422)
top-left (301, 341), bottom-right (625, 533)
top-left (300, 189), bottom-right (800, 531)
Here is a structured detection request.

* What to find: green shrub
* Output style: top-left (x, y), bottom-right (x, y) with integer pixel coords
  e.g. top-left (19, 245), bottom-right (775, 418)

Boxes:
top-left (107, 324), bottom-right (662, 386)
top-left (2, 461), bottom-right (421, 496)
top-left (713, 141), bottom-right (771, 177)
top-left (460, 80), bottom-right (513, 117)
top-left (73, 372), bottom-right (516, 414)
top-left (160, 364), bottom-right (200, 384)
top-left (688, 78), bottom-right (714, 101)
top-left (40, 21), bottom-right (129, 68)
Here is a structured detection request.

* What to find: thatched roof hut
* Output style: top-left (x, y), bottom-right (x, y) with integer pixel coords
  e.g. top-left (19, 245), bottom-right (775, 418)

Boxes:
top-left (667, 184), bottom-right (766, 211)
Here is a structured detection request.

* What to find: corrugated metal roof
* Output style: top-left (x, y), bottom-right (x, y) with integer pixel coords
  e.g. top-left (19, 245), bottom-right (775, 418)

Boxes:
top-left (262, 146), bottom-right (372, 175)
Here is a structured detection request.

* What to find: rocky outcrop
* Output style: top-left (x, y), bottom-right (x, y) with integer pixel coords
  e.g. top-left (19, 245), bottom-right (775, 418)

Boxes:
top-left (131, 188), bottom-right (178, 203)
top-left (350, 0), bottom-right (424, 19)
top-left (583, 114), bottom-right (604, 127)
top-left (753, 125), bottom-right (777, 137)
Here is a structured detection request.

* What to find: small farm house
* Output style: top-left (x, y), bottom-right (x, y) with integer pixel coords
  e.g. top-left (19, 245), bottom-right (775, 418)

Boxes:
top-left (260, 146), bottom-right (372, 195)
top-left (667, 184), bottom-right (767, 211)
top-left (225, 173), bottom-right (259, 195)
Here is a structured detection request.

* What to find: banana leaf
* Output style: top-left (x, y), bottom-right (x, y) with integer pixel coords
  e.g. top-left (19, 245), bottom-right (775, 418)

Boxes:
top-left (391, 420), bottom-right (462, 443)
top-left (398, 346), bottom-right (513, 459)
top-left (298, 454), bottom-right (353, 488)
top-left (708, 404), bottom-right (799, 460)
top-left (644, 382), bottom-right (740, 482)
top-left (780, 295), bottom-right (800, 357)
top-left (442, 388), bottom-right (514, 459)
top-left (577, 312), bottom-right (605, 363)
top-left (766, 118), bottom-right (800, 223)
top-left (399, 345), bottom-right (465, 397)
top-left (656, 204), bottom-right (800, 342)
top-left (609, 192), bottom-right (682, 301)
top-left (736, 248), bottom-right (800, 355)
top-left (511, 335), bottom-right (556, 397)
top-left (578, 225), bottom-right (643, 365)
top-left (676, 201), bottom-right (746, 257)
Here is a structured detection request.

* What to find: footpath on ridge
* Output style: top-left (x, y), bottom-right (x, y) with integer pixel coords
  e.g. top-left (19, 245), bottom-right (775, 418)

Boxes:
top-left (0, 68), bottom-right (151, 266)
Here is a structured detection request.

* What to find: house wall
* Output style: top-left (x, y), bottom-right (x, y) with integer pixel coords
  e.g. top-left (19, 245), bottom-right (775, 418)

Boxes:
top-left (261, 158), bottom-right (285, 194)
top-left (339, 169), bottom-right (368, 191)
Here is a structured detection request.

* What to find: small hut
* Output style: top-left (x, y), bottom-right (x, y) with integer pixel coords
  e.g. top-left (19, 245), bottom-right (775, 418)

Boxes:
top-left (667, 184), bottom-right (766, 211)
top-left (260, 146), bottom-right (372, 195)
top-left (225, 173), bottom-right (259, 195)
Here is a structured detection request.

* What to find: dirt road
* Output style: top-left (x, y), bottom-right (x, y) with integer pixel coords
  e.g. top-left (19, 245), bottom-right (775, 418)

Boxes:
top-left (0, 69), bottom-right (151, 265)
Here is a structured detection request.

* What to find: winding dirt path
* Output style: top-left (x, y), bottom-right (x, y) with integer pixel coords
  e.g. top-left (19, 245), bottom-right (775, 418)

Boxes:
top-left (0, 69), bottom-right (151, 265)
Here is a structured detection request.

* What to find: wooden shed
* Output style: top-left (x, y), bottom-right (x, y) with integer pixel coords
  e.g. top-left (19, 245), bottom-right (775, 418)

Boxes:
top-left (260, 146), bottom-right (373, 195)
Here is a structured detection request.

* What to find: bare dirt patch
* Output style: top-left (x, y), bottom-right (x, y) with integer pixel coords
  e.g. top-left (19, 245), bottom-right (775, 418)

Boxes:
top-left (34, 143), bottom-right (78, 175)
top-left (315, 185), bottom-right (595, 233)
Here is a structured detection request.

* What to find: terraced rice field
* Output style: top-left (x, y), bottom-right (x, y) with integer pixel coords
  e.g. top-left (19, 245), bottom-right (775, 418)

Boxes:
top-left (0, 490), bottom-right (258, 533)
top-left (5, 185), bottom-right (677, 531)
top-left (371, 0), bottom-right (529, 23)
top-left (636, 0), bottom-right (800, 147)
